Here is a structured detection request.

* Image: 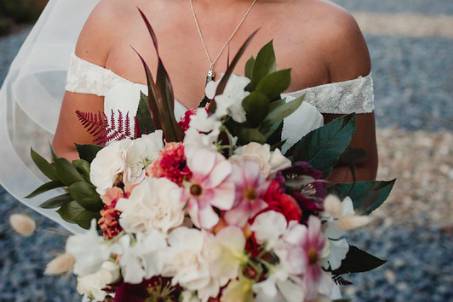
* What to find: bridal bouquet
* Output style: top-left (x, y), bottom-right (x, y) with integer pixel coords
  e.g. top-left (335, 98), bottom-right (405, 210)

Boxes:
top-left (28, 13), bottom-right (394, 302)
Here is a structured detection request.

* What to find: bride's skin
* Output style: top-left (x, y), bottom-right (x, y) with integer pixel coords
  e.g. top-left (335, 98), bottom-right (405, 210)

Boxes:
top-left (52, 0), bottom-right (378, 182)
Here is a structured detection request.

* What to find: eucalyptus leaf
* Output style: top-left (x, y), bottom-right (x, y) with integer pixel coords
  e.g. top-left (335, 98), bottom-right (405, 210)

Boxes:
top-left (30, 149), bottom-right (58, 181)
top-left (40, 193), bottom-right (72, 209)
top-left (26, 180), bottom-right (64, 199)
top-left (68, 181), bottom-right (103, 212)
top-left (75, 144), bottom-right (102, 163)
top-left (287, 114), bottom-right (356, 176)
top-left (256, 69), bottom-right (291, 100)
top-left (330, 179), bottom-right (396, 215)
top-left (237, 127), bottom-right (266, 145)
top-left (242, 91), bottom-right (270, 127)
top-left (57, 200), bottom-right (99, 229)
top-left (54, 158), bottom-right (84, 186)
top-left (252, 41), bottom-right (277, 86)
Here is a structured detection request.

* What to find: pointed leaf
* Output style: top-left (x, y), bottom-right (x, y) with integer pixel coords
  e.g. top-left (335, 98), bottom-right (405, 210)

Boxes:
top-left (330, 179), bottom-right (396, 215)
top-left (237, 127), bottom-right (266, 145)
top-left (215, 30), bottom-right (259, 99)
top-left (136, 92), bottom-right (156, 135)
top-left (26, 181), bottom-right (64, 199)
top-left (256, 69), bottom-right (291, 100)
top-left (245, 56), bottom-right (255, 80)
top-left (40, 193), bottom-right (72, 209)
top-left (30, 149), bottom-right (58, 181)
top-left (287, 114), bottom-right (356, 176)
top-left (260, 95), bottom-right (304, 138)
top-left (75, 144), bottom-right (102, 163)
top-left (252, 41), bottom-right (276, 86)
top-left (333, 246), bottom-right (386, 275)
top-left (72, 159), bottom-right (91, 182)
top-left (54, 158), bottom-right (84, 186)
top-left (57, 201), bottom-right (99, 229)
top-left (242, 91), bottom-right (270, 127)
top-left (68, 181), bottom-right (102, 212)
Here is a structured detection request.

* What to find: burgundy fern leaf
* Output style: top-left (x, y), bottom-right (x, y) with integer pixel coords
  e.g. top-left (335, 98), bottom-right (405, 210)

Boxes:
top-left (76, 110), bottom-right (135, 146)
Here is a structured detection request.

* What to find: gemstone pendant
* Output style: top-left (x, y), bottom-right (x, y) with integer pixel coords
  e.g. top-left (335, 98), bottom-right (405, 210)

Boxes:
top-left (206, 69), bottom-right (216, 83)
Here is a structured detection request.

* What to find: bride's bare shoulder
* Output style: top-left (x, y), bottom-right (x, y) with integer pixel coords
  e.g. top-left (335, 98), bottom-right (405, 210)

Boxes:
top-left (75, 0), bottom-right (141, 65)
top-left (294, 0), bottom-right (371, 79)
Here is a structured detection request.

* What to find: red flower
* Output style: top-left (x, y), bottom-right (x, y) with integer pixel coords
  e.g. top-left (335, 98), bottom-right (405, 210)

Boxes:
top-left (177, 109), bottom-right (197, 132)
top-left (147, 143), bottom-right (192, 185)
top-left (99, 198), bottom-right (122, 239)
top-left (261, 179), bottom-right (302, 222)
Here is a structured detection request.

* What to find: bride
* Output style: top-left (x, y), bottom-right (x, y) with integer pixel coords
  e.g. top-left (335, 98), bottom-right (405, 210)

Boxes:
top-left (0, 0), bottom-right (376, 230)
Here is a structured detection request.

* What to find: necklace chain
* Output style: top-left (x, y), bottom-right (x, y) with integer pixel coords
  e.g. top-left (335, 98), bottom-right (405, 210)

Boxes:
top-left (189, 0), bottom-right (258, 82)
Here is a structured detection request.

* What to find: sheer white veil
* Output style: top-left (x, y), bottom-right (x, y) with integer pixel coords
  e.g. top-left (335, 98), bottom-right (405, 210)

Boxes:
top-left (0, 0), bottom-right (100, 233)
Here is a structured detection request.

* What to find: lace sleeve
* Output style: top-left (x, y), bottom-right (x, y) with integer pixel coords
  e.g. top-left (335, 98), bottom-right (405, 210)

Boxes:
top-left (284, 74), bottom-right (375, 114)
top-left (65, 53), bottom-right (123, 96)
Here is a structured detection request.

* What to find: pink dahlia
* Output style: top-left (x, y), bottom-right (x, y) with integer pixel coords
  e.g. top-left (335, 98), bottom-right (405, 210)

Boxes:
top-left (185, 148), bottom-right (235, 229)
top-left (147, 143), bottom-right (192, 186)
top-left (224, 160), bottom-right (269, 227)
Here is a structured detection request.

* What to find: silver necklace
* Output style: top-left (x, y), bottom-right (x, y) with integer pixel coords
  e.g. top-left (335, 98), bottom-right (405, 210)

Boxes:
top-left (189, 0), bottom-right (258, 83)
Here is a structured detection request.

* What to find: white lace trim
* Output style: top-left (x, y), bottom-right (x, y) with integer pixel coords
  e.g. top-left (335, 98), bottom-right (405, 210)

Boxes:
top-left (65, 54), bottom-right (375, 114)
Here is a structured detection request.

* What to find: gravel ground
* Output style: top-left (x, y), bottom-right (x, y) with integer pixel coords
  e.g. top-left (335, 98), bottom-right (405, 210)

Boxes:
top-left (1, 2), bottom-right (453, 302)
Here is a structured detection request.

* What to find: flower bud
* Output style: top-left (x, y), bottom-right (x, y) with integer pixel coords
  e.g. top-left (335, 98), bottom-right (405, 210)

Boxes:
top-left (45, 253), bottom-right (75, 275)
top-left (9, 214), bottom-right (36, 237)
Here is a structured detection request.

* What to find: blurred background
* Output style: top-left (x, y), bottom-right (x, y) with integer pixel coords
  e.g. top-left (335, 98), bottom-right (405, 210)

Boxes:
top-left (0, 0), bottom-right (452, 301)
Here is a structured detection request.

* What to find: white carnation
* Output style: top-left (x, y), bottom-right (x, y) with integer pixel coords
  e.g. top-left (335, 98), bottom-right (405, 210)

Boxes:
top-left (116, 177), bottom-right (185, 234)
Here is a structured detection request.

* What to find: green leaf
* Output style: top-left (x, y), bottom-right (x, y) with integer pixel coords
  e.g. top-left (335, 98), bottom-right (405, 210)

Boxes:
top-left (57, 201), bottom-right (99, 229)
top-left (333, 246), bottom-right (386, 275)
top-left (330, 179), bottom-right (396, 215)
top-left (260, 95), bottom-right (304, 138)
top-left (237, 128), bottom-right (266, 145)
top-left (256, 69), bottom-right (291, 100)
top-left (26, 181), bottom-right (64, 199)
top-left (287, 114), bottom-right (356, 176)
top-left (136, 92), bottom-right (155, 135)
top-left (72, 159), bottom-right (91, 182)
top-left (244, 56), bottom-right (255, 79)
top-left (54, 158), bottom-right (84, 186)
top-left (68, 181), bottom-right (103, 212)
top-left (252, 41), bottom-right (276, 86)
top-left (242, 91), bottom-right (270, 127)
top-left (30, 149), bottom-right (58, 181)
top-left (75, 144), bottom-right (102, 163)
top-left (40, 193), bottom-right (72, 209)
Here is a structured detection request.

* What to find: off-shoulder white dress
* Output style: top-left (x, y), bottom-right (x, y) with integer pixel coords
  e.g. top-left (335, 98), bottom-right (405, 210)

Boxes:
top-left (66, 54), bottom-right (374, 152)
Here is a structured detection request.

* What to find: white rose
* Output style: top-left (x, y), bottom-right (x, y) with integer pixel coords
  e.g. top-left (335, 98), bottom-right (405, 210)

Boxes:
top-left (232, 143), bottom-right (291, 177)
top-left (90, 139), bottom-right (131, 195)
top-left (124, 130), bottom-right (164, 186)
top-left (116, 177), bottom-right (185, 234)
top-left (66, 221), bottom-right (111, 276)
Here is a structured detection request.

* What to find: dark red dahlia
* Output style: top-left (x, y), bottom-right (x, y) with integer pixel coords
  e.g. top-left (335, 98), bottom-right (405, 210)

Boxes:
top-left (148, 143), bottom-right (192, 186)
top-left (114, 277), bottom-right (182, 302)
top-left (177, 108), bottom-right (197, 132)
top-left (262, 179), bottom-right (302, 222)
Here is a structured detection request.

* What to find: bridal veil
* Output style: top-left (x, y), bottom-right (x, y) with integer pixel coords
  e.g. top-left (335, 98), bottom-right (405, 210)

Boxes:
top-left (0, 0), bottom-right (100, 233)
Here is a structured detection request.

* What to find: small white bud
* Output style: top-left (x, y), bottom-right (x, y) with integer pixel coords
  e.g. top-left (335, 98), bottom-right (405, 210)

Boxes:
top-left (45, 253), bottom-right (75, 275)
top-left (9, 214), bottom-right (36, 237)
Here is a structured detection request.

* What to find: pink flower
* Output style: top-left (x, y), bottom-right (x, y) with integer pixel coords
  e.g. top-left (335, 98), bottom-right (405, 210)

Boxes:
top-left (224, 161), bottom-right (269, 227)
top-left (185, 148), bottom-right (235, 229)
top-left (283, 216), bottom-right (326, 300)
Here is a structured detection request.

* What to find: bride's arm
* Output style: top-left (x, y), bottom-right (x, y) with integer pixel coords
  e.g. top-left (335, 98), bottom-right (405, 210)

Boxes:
top-left (322, 10), bottom-right (378, 182)
top-left (52, 1), bottom-right (117, 160)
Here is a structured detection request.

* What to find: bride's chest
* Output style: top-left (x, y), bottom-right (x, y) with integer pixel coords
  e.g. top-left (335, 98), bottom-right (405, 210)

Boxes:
top-left (104, 18), bottom-right (329, 108)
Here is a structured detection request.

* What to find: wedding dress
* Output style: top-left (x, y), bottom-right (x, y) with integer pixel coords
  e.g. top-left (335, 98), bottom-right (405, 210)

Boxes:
top-left (0, 0), bottom-right (374, 234)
